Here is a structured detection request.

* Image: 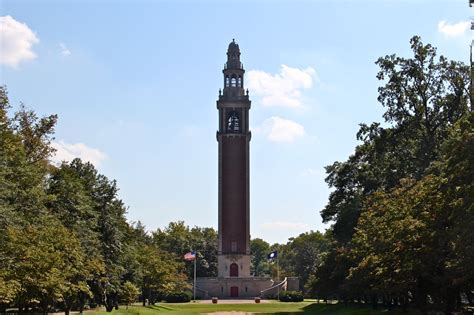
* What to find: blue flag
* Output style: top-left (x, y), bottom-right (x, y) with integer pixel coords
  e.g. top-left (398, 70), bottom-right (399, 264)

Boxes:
top-left (268, 250), bottom-right (278, 260)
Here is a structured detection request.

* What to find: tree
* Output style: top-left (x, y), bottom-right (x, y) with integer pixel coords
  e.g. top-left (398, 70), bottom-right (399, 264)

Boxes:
top-left (433, 111), bottom-right (474, 310)
top-left (351, 177), bottom-right (444, 313)
top-left (250, 238), bottom-right (270, 277)
top-left (47, 161), bottom-right (101, 259)
top-left (120, 282), bottom-right (140, 309)
top-left (321, 36), bottom-right (470, 243)
top-left (0, 218), bottom-right (91, 315)
top-left (135, 244), bottom-right (189, 305)
top-left (0, 87), bottom-right (54, 225)
top-left (46, 159), bottom-right (130, 312)
top-left (153, 221), bottom-right (218, 278)
top-left (279, 231), bottom-right (330, 293)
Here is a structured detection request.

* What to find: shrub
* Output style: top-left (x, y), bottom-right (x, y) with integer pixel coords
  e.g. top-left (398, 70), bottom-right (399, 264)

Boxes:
top-left (164, 291), bottom-right (192, 303)
top-left (279, 291), bottom-right (304, 302)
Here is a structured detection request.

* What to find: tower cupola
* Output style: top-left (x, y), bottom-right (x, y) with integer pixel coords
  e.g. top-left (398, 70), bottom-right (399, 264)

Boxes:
top-left (223, 39), bottom-right (245, 95)
top-left (226, 39), bottom-right (242, 69)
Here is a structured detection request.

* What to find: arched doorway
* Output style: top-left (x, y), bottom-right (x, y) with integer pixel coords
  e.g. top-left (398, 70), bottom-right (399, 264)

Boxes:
top-left (230, 263), bottom-right (238, 277)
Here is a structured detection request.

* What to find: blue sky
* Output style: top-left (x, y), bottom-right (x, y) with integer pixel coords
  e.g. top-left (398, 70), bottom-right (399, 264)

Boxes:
top-left (1, 0), bottom-right (471, 244)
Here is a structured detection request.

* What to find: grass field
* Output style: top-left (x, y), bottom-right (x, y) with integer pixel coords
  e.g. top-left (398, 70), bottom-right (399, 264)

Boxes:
top-left (88, 301), bottom-right (417, 315)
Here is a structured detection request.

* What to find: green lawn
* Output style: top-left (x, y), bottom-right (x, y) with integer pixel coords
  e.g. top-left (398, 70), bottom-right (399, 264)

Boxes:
top-left (87, 301), bottom-right (418, 315)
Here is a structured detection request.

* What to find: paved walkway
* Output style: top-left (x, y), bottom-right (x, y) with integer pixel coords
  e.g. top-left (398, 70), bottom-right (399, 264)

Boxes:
top-left (197, 299), bottom-right (271, 304)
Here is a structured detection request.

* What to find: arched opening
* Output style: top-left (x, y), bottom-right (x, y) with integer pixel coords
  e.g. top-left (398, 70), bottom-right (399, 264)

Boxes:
top-left (238, 77), bottom-right (242, 87)
top-left (230, 263), bottom-right (239, 277)
top-left (225, 76), bottom-right (230, 87)
top-left (227, 111), bottom-right (240, 133)
top-left (231, 76), bottom-right (237, 87)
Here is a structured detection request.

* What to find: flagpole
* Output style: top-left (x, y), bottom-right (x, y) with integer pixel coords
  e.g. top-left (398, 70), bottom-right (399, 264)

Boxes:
top-left (193, 252), bottom-right (196, 301)
top-left (277, 256), bottom-right (279, 301)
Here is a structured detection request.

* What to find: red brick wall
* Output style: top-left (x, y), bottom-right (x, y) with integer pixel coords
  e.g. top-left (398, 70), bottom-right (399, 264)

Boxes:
top-left (221, 136), bottom-right (247, 254)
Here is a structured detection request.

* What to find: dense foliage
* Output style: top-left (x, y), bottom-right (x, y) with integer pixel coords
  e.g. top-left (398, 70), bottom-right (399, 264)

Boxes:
top-left (309, 36), bottom-right (473, 314)
top-left (163, 291), bottom-right (192, 303)
top-left (0, 86), bottom-right (189, 313)
top-left (279, 291), bottom-right (304, 302)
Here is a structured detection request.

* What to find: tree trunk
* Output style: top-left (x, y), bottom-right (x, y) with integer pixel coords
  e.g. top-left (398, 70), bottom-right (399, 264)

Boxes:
top-left (372, 294), bottom-right (378, 309)
top-left (401, 294), bottom-right (408, 313)
top-left (444, 288), bottom-right (456, 315)
top-left (78, 291), bottom-right (85, 314)
top-left (142, 286), bottom-right (148, 307)
top-left (416, 292), bottom-right (428, 315)
top-left (41, 299), bottom-right (49, 315)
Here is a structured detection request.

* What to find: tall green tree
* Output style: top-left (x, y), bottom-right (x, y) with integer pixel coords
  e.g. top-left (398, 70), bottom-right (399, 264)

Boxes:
top-left (0, 87), bottom-right (56, 225)
top-left (135, 244), bottom-right (189, 305)
top-left (250, 238), bottom-right (270, 277)
top-left (47, 161), bottom-right (101, 259)
top-left (279, 231), bottom-right (329, 292)
top-left (321, 36), bottom-right (470, 243)
top-left (0, 218), bottom-right (91, 314)
top-left (351, 110), bottom-right (474, 314)
top-left (153, 221), bottom-right (218, 278)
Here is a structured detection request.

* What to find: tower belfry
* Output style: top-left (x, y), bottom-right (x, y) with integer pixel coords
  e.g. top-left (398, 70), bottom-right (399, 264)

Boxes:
top-left (217, 39), bottom-right (252, 279)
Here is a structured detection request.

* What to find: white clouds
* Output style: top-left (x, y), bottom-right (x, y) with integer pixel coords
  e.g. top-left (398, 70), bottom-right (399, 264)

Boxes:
top-left (262, 221), bottom-right (309, 231)
top-left (52, 140), bottom-right (107, 167)
top-left (247, 64), bottom-right (315, 143)
top-left (305, 168), bottom-right (320, 176)
top-left (0, 15), bottom-right (39, 68)
top-left (59, 42), bottom-right (71, 56)
top-left (255, 116), bottom-right (305, 143)
top-left (247, 65), bottom-right (316, 108)
top-left (438, 20), bottom-right (470, 38)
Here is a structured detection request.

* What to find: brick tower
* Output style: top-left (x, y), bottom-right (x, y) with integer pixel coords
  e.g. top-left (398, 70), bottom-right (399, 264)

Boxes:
top-left (217, 39), bottom-right (251, 280)
top-left (196, 41), bottom-right (296, 298)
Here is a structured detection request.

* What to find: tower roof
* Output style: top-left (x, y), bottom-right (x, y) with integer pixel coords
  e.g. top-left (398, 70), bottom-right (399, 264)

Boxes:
top-left (227, 39), bottom-right (240, 53)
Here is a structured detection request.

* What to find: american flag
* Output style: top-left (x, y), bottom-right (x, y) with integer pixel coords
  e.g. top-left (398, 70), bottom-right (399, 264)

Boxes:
top-left (184, 251), bottom-right (196, 261)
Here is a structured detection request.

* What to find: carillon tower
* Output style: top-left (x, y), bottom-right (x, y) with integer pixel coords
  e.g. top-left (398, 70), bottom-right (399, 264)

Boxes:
top-left (217, 39), bottom-right (251, 278)
top-left (196, 40), bottom-right (296, 298)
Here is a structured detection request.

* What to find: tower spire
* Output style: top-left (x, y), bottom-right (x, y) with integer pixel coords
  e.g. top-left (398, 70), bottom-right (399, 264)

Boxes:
top-left (221, 39), bottom-right (245, 98)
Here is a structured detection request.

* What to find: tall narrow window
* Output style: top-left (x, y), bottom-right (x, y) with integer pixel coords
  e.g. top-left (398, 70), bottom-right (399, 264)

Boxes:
top-left (231, 77), bottom-right (237, 87)
top-left (238, 77), bottom-right (242, 87)
top-left (225, 77), bottom-right (230, 87)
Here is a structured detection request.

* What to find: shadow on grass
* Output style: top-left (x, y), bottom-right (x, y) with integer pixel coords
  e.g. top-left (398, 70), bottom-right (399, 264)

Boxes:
top-left (144, 304), bottom-right (176, 311)
top-left (266, 303), bottom-right (418, 315)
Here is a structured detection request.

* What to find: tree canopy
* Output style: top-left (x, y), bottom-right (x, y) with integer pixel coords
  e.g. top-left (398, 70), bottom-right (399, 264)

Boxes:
top-left (312, 36), bottom-right (472, 314)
